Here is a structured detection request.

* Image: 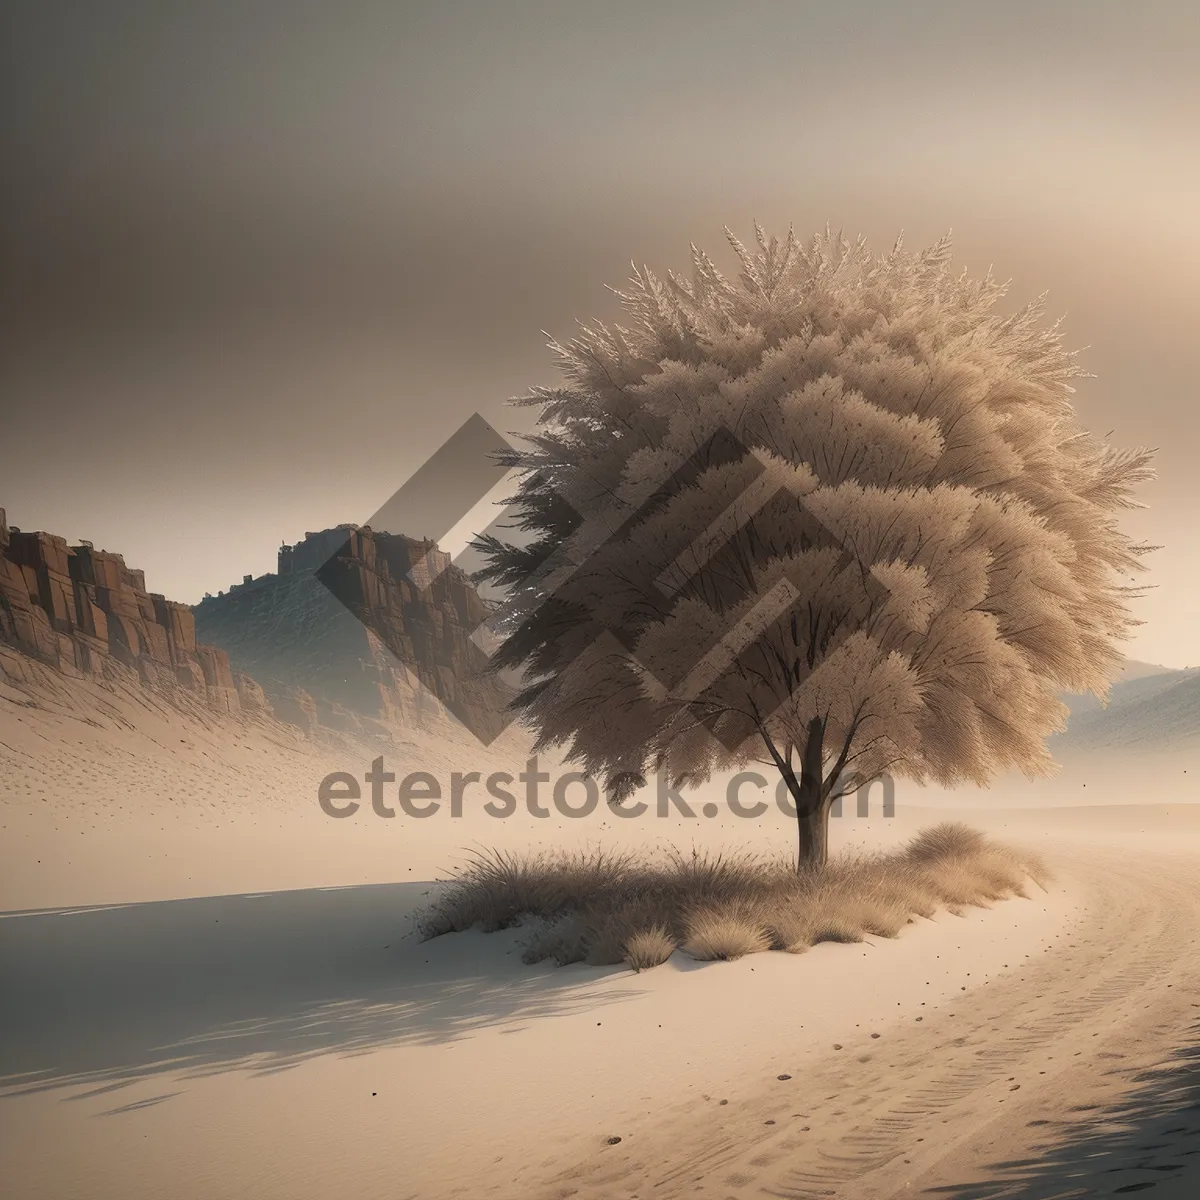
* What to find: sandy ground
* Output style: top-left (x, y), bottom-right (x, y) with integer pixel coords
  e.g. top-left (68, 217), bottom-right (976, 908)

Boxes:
top-left (530, 811), bottom-right (1200, 1200)
top-left (3, 668), bottom-right (1200, 1199)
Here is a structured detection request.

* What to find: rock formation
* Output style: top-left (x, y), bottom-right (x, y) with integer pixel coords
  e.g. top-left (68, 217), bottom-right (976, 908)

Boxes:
top-left (194, 525), bottom-right (512, 744)
top-left (0, 506), bottom-right (244, 715)
top-left (0, 511), bottom-right (511, 745)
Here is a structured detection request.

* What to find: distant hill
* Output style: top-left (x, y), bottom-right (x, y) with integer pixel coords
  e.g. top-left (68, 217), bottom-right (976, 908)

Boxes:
top-left (1116, 659), bottom-right (1186, 682)
top-left (1056, 662), bottom-right (1200, 751)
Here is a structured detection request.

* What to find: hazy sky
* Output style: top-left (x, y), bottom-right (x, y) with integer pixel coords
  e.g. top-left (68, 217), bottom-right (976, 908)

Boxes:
top-left (2, 1), bottom-right (1197, 666)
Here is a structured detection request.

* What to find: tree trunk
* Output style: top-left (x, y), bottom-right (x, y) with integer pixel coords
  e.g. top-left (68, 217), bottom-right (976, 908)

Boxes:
top-left (796, 715), bottom-right (828, 871)
top-left (762, 717), bottom-right (830, 872)
top-left (796, 800), bottom-right (831, 870)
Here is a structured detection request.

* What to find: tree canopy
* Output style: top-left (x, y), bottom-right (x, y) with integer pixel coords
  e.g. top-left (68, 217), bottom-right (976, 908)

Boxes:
top-left (473, 225), bottom-right (1155, 865)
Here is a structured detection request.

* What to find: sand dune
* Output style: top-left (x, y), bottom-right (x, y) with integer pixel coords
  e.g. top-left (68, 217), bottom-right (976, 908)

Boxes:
top-left (4, 664), bottom-right (1200, 1198)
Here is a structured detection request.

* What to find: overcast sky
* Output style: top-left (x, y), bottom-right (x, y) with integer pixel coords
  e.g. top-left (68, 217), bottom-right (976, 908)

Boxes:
top-left (2, 1), bottom-right (1197, 666)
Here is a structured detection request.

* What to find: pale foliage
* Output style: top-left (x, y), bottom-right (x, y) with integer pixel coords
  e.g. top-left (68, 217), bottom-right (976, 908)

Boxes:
top-left (476, 225), bottom-right (1155, 806)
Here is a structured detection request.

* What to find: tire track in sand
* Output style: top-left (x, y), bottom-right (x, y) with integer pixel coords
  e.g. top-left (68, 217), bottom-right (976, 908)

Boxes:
top-left (530, 842), bottom-right (1200, 1200)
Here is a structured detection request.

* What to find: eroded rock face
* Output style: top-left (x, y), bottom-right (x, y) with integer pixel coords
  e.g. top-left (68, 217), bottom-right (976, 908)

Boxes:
top-left (194, 526), bottom-right (511, 745)
top-left (0, 506), bottom-right (243, 717)
top-left (0, 511), bottom-right (511, 744)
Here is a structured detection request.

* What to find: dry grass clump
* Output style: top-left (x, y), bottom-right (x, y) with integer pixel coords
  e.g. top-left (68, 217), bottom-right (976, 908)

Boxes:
top-left (624, 927), bottom-right (679, 971)
top-left (681, 902), bottom-right (773, 961)
top-left (581, 894), bottom-right (679, 966)
top-left (416, 846), bottom-right (640, 939)
top-left (903, 824), bottom-right (1051, 906)
top-left (519, 914), bottom-right (589, 966)
top-left (416, 823), bottom-right (1052, 971)
top-left (905, 822), bottom-right (989, 862)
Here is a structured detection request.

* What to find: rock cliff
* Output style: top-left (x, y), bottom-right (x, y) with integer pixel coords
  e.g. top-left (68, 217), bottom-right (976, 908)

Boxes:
top-left (0, 508), bottom-right (512, 745)
top-left (0, 506), bottom-right (245, 714)
top-left (193, 525), bottom-right (511, 744)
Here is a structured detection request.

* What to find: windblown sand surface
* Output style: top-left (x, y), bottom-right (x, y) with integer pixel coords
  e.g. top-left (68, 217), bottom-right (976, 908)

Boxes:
top-left (2, 670), bottom-right (1199, 1198)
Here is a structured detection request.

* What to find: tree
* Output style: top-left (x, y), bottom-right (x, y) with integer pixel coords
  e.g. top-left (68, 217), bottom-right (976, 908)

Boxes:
top-left (473, 225), bottom-right (1155, 868)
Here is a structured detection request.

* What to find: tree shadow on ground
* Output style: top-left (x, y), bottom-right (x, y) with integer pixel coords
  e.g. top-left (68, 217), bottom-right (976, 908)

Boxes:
top-left (0, 881), bottom-right (642, 1097)
top-left (930, 1018), bottom-right (1200, 1198)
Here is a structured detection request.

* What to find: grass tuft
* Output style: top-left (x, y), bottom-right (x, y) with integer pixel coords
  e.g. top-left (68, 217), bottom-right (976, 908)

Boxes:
top-left (624, 926), bottom-right (678, 971)
top-left (681, 904), bottom-right (772, 960)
